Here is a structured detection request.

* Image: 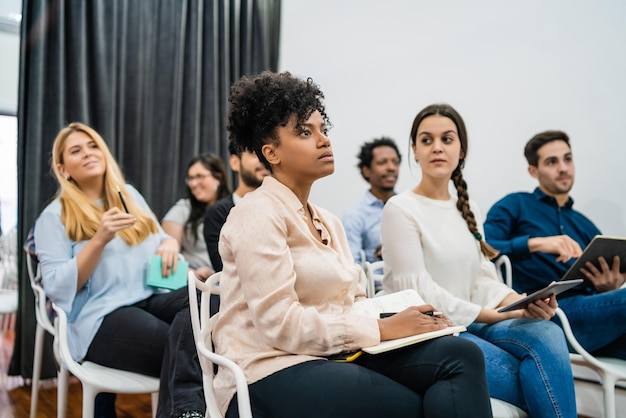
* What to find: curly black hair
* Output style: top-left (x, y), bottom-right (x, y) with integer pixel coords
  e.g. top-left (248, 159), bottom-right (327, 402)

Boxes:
top-left (226, 71), bottom-right (331, 170)
top-left (356, 137), bottom-right (401, 182)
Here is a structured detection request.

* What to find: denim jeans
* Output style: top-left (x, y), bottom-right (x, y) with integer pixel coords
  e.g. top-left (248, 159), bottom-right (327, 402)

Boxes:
top-left (461, 319), bottom-right (576, 418)
top-left (556, 289), bottom-right (626, 359)
top-left (85, 287), bottom-right (205, 418)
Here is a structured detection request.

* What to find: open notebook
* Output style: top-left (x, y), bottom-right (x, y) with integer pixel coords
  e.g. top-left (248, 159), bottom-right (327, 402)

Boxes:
top-left (351, 289), bottom-right (465, 355)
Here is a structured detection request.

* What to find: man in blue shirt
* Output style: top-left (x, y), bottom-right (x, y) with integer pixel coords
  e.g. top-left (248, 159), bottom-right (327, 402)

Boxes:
top-left (342, 137), bottom-right (401, 265)
top-left (484, 130), bottom-right (626, 359)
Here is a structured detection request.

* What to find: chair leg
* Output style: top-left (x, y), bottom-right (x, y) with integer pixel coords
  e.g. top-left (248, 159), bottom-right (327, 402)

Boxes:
top-left (82, 385), bottom-right (97, 418)
top-left (57, 366), bottom-right (69, 418)
top-left (151, 392), bottom-right (159, 418)
top-left (602, 375), bottom-right (617, 418)
top-left (29, 324), bottom-right (44, 418)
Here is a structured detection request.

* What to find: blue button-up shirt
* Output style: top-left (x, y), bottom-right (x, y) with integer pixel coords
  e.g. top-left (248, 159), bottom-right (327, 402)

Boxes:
top-left (484, 187), bottom-right (600, 296)
top-left (342, 191), bottom-right (387, 264)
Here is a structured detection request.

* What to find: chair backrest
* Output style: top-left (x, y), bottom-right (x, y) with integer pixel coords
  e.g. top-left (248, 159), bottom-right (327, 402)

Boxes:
top-left (554, 307), bottom-right (623, 373)
top-left (23, 231), bottom-right (55, 335)
top-left (494, 255), bottom-right (513, 288)
top-left (363, 260), bottom-right (384, 298)
top-left (187, 271), bottom-right (252, 418)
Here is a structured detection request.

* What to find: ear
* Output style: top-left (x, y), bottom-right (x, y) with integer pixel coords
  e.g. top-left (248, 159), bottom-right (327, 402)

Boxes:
top-left (229, 154), bottom-right (241, 172)
top-left (56, 163), bottom-right (67, 179)
top-left (361, 166), bottom-right (371, 181)
top-left (528, 165), bottom-right (538, 179)
top-left (262, 143), bottom-right (280, 167)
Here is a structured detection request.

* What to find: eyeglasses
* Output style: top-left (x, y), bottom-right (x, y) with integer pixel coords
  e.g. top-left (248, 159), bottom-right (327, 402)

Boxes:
top-left (185, 173), bottom-right (213, 184)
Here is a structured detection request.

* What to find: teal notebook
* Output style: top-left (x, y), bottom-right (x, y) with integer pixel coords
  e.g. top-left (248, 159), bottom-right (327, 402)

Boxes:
top-left (146, 255), bottom-right (189, 290)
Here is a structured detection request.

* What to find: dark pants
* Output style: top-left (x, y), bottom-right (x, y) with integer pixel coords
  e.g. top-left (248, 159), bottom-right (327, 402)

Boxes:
top-left (226, 335), bottom-right (492, 418)
top-left (85, 287), bottom-right (205, 418)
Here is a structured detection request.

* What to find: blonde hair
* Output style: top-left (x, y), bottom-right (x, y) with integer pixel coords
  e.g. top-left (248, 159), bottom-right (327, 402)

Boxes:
top-left (52, 122), bottom-right (157, 244)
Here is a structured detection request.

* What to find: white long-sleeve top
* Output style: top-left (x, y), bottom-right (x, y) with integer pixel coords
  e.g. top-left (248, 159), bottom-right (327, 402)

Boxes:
top-left (381, 190), bottom-right (514, 327)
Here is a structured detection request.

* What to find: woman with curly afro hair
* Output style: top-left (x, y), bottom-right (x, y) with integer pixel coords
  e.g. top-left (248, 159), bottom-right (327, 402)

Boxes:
top-left (211, 71), bottom-right (493, 418)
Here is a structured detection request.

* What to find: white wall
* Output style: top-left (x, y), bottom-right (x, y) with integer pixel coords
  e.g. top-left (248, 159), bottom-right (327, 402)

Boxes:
top-left (0, 30), bottom-right (19, 114)
top-left (279, 0), bottom-right (626, 236)
top-left (0, 26), bottom-right (18, 234)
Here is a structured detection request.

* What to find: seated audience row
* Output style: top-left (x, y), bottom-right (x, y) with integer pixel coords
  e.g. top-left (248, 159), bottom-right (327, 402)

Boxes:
top-left (33, 69), bottom-right (624, 418)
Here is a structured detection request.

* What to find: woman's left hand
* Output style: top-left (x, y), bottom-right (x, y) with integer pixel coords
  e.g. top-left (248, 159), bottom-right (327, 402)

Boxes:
top-left (193, 266), bottom-right (215, 282)
top-left (156, 238), bottom-right (180, 277)
top-left (522, 293), bottom-right (557, 320)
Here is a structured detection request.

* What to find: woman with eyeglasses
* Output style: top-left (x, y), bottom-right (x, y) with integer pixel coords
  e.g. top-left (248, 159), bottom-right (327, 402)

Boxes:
top-left (162, 154), bottom-right (231, 281)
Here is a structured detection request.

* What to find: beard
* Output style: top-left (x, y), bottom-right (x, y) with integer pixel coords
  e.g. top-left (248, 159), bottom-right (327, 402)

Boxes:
top-left (240, 166), bottom-right (264, 189)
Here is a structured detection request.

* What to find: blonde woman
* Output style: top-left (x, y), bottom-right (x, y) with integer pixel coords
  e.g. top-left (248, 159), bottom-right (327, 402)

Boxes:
top-left (34, 122), bottom-right (205, 418)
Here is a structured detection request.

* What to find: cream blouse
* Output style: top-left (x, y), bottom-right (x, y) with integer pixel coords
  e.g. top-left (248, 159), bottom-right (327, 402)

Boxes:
top-left (213, 176), bottom-right (379, 414)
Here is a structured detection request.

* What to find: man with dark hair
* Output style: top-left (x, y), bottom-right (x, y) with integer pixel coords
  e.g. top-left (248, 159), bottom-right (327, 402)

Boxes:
top-left (342, 137), bottom-right (401, 265)
top-left (203, 141), bottom-right (270, 272)
top-left (484, 130), bottom-right (626, 359)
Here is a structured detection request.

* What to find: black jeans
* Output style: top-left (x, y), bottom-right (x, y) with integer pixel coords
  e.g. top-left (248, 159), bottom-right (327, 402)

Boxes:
top-left (226, 335), bottom-right (492, 418)
top-left (85, 287), bottom-right (205, 418)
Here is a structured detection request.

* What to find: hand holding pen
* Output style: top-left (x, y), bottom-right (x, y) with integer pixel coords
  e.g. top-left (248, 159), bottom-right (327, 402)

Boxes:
top-left (95, 208), bottom-right (136, 243)
top-left (116, 185), bottom-right (130, 213)
top-left (377, 305), bottom-right (451, 341)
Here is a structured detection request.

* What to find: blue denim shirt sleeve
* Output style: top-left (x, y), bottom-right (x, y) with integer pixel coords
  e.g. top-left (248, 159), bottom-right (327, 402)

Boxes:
top-left (342, 207), bottom-right (365, 263)
top-left (341, 191), bottom-right (386, 264)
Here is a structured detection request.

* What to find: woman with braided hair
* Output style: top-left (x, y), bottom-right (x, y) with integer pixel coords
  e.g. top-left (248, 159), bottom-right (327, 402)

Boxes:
top-left (381, 103), bottom-right (577, 417)
top-left (213, 75), bottom-right (493, 418)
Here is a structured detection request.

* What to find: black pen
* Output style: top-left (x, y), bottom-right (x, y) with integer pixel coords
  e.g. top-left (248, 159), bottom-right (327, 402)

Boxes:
top-left (379, 311), bottom-right (442, 318)
top-left (115, 185), bottom-right (129, 213)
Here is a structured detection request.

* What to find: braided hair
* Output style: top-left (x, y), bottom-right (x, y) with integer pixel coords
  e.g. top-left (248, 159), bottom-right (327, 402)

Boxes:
top-left (410, 104), bottom-right (499, 260)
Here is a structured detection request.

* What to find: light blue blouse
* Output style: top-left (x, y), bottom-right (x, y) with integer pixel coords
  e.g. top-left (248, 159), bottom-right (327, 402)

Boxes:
top-left (34, 185), bottom-right (169, 361)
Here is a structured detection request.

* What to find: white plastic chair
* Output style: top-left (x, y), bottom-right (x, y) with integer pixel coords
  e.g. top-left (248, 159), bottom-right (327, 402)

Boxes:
top-left (494, 255), bottom-right (513, 288)
top-left (52, 303), bottom-right (160, 417)
top-left (554, 307), bottom-right (626, 418)
top-left (490, 398), bottom-right (527, 418)
top-left (495, 253), bottom-right (626, 416)
top-left (187, 271), bottom-right (252, 418)
top-left (23, 243), bottom-right (69, 418)
top-left (363, 260), bottom-right (384, 298)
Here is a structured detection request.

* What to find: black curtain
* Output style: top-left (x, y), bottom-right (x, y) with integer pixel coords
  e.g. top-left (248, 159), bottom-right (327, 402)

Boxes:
top-left (10, 0), bottom-right (280, 379)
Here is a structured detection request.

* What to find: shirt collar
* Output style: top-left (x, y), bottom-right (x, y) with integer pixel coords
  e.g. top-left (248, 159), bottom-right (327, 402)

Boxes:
top-left (532, 187), bottom-right (574, 209)
top-left (365, 189), bottom-right (393, 207)
top-left (261, 177), bottom-right (330, 244)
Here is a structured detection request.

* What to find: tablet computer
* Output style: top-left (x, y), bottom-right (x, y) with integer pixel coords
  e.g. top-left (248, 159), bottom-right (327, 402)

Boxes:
top-left (497, 279), bottom-right (584, 313)
top-left (561, 235), bottom-right (626, 281)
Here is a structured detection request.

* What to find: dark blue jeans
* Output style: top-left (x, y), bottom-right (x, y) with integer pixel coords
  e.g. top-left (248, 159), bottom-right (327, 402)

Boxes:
top-left (226, 335), bottom-right (492, 418)
top-left (463, 319), bottom-right (576, 418)
top-left (85, 287), bottom-right (205, 418)
top-left (556, 289), bottom-right (626, 359)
